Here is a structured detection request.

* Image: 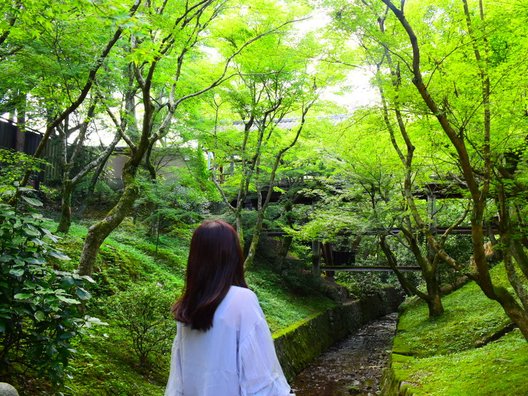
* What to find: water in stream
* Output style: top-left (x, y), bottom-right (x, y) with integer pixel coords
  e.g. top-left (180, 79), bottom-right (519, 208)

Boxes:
top-left (291, 313), bottom-right (398, 396)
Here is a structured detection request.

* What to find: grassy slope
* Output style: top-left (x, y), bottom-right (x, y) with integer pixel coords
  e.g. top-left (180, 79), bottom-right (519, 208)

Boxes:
top-left (391, 265), bottom-right (528, 396)
top-left (44, 220), bottom-right (335, 396)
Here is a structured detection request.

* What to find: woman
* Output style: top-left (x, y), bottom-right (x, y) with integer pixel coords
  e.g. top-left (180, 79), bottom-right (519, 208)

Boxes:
top-left (165, 220), bottom-right (293, 396)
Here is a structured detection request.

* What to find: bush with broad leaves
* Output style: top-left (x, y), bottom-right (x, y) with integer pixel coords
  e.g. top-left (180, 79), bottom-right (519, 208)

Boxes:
top-left (0, 198), bottom-right (97, 387)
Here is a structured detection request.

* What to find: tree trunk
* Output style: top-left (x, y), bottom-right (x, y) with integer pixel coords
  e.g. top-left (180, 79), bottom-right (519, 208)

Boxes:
top-left (16, 93), bottom-right (26, 151)
top-left (509, 201), bottom-right (528, 278)
top-left (77, 149), bottom-right (110, 217)
top-left (511, 239), bottom-right (528, 279)
top-left (277, 235), bottom-right (293, 268)
top-left (311, 240), bottom-right (321, 277)
top-left (78, 172), bottom-right (140, 276)
top-left (493, 286), bottom-right (528, 340)
top-left (426, 295), bottom-right (444, 318)
top-left (244, 210), bottom-right (265, 269)
top-left (235, 211), bottom-right (244, 250)
top-left (56, 180), bottom-right (74, 233)
top-left (424, 270), bottom-right (444, 317)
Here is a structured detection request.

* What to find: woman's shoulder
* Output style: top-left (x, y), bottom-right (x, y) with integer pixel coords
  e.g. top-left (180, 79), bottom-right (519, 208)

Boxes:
top-left (227, 286), bottom-right (259, 306)
top-left (216, 286), bottom-right (262, 325)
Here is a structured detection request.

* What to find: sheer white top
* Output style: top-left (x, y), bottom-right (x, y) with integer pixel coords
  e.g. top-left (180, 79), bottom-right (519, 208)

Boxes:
top-left (165, 286), bottom-right (292, 396)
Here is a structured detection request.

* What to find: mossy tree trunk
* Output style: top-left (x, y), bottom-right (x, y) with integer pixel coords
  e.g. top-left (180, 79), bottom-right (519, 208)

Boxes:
top-left (78, 168), bottom-right (140, 275)
top-left (77, 57), bottom-right (156, 276)
top-left (244, 208), bottom-right (265, 269)
top-left (277, 199), bottom-right (295, 268)
top-left (424, 268), bottom-right (444, 317)
top-left (235, 211), bottom-right (245, 249)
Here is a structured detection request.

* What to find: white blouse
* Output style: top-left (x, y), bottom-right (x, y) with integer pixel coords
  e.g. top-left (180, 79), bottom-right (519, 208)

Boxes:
top-left (165, 286), bottom-right (292, 396)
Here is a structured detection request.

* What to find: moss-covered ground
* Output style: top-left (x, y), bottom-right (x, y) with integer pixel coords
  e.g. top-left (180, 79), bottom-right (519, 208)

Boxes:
top-left (34, 219), bottom-right (335, 396)
top-left (391, 265), bottom-right (528, 395)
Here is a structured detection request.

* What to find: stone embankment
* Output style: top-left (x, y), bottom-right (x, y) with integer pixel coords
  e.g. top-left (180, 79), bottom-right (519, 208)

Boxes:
top-left (273, 287), bottom-right (404, 380)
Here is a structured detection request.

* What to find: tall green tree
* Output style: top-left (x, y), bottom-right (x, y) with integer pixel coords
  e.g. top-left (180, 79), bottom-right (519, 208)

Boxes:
top-left (205, 9), bottom-right (324, 267)
top-left (1, 0), bottom-right (142, 184)
top-left (331, 0), bottom-right (528, 336)
top-left (55, 100), bottom-right (121, 234)
top-left (77, 0), bottom-right (306, 275)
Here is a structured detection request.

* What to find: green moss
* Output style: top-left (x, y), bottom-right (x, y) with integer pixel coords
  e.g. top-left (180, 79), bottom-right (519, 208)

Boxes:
top-left (393, 330), bottom-right (528, 396)
top-left (65, 332), bottom-right (167, 396)
top-left (274, 307), bottom-right (336, 380)
top-left (394, 266), bottom-right (512, 357)
top-left (389, 264), bottom-right (528, 395)
top-left (272, 312), bottom-right (322, 339)
top-left (247, 268), bottom-right (336, 333)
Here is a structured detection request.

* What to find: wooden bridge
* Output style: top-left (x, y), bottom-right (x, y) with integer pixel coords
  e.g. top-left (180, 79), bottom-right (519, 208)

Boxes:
top-left (320, 265), bottom-right (421, 272)
top-left (263, 227), bottom-right (494, 238)
top-left (262, 229), bottom-right (470, 274)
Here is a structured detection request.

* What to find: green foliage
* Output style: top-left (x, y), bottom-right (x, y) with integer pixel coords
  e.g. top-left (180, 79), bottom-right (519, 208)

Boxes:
top-left (39, 183), bottom-right (62, 202)
top-left (74, 175), bottom-right (119, 208)
top-left (335, 271), bottom-right (394, 299)
top-left (437, 235), bottom-right (473, 284)
top-left (133, 146), bottom-right (219, 238)
top-left (0, 0), bottom-right (129, 119)
top-left (107, 283), bottom-right (177, 369)
top-left (0, 149), bottom-right (46, 199)
top-left (0, 201), bottom-right (94, 387)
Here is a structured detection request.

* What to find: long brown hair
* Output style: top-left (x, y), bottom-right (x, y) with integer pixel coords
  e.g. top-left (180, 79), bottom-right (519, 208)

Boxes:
top-left (172, 220), bottom-right (247, 331)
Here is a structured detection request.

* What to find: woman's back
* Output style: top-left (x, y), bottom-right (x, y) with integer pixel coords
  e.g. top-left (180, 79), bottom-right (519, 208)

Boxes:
top-left (166, 286), bottom-right (291, 396)
top-left (166, 220), bottom-right (291, 395)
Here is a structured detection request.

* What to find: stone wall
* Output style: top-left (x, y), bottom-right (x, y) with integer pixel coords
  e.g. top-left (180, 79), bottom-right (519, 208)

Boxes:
top-left (273, 287), bottom-right (404, 380)
top-left (380, 356), bottom-right (415, 396)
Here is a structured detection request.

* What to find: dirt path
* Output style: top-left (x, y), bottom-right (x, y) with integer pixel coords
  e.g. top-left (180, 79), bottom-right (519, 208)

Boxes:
top-left (291, 312), bottom-right (398, 396)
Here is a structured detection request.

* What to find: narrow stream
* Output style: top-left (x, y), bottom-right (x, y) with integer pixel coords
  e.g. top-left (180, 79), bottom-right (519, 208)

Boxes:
top-left (291, 313), bottom-right (398, 396)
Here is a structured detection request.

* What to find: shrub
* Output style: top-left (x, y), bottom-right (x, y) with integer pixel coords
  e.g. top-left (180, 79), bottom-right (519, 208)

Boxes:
top-left (0, 201), bottom-right (95, 387)
top-left (0, 149), bottom-right (46, 188)
top-left (107, 283), bottom-right (177, 370)
top-left (335, 271), bottom-right (393, 299)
